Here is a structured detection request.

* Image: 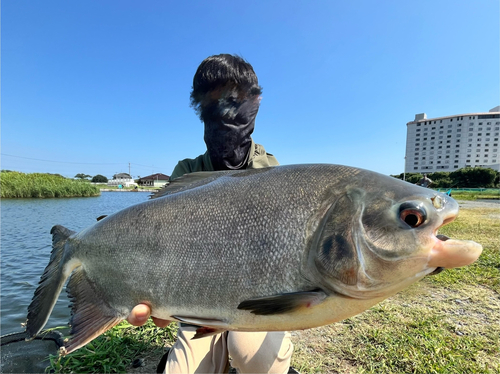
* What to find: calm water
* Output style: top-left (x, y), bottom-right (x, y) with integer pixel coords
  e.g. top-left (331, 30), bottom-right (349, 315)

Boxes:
top-left (0, 192), bottom-right (150, 335)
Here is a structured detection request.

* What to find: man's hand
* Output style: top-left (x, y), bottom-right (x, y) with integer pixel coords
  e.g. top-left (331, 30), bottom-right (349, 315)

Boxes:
top-left (127, 304), bottom-right (172, 328)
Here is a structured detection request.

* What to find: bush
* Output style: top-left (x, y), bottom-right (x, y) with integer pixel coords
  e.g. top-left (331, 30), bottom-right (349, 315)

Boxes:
top-left (0, 171), bottom-right (100, 198)
top-left (392, 168), bottom-right (499, 188)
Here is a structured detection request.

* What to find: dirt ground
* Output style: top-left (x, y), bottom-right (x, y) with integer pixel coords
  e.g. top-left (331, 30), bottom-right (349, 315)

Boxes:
top-left (456, 199), bottom-right (499, 209)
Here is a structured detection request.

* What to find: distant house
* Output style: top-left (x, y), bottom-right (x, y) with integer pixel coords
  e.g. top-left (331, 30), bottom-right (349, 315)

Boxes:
top-left (107, 173), bottom-right (137, 187)
top-left (137, 173), bottom-right (170, 187)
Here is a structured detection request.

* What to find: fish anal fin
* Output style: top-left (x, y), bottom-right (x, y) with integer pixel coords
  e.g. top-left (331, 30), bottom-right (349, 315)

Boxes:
top-left (63, 267), bottom-right (124, 354)
top-left (237, 290), bottom-right (327, 316)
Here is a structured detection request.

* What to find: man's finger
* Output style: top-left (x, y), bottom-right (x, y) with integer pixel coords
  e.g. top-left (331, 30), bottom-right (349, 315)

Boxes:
top-left (152, 317), bottom-right (172, 328)
top-left (127, 304), bottom-right (151, 326)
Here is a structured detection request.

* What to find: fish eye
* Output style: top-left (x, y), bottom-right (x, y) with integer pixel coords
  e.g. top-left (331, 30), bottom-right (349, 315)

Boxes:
top-left (399, 202), bottom-right (427, 228)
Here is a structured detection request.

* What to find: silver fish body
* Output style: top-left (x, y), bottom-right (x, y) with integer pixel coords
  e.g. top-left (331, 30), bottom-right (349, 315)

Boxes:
top-left (25, 164), bottom-right (482, 353)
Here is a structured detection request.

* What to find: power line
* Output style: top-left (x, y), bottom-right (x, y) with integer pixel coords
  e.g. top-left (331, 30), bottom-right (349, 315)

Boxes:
top-left (1, 153), bottom-right (125, 165)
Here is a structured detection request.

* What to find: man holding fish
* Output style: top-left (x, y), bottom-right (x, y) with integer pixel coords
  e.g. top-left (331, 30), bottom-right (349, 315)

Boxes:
top-left (128, 54), bottom-right (295, 373)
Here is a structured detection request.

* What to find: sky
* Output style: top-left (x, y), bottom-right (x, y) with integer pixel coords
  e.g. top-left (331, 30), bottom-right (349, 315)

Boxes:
top-left (1, 1), bottom-right (499, 179)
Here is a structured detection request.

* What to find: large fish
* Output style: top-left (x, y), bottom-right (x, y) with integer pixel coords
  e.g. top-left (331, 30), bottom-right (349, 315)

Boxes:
top-left (25, 164), bottom-right (482, 354)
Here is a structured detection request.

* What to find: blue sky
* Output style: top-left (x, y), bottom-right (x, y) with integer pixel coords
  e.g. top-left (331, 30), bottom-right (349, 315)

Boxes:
top-left (2, 1), bottom-right (499, 178)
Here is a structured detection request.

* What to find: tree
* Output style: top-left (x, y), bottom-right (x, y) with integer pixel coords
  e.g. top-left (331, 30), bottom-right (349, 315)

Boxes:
top-left (450, 167), bottom-right (498, 188)
top-left (74, 173), bottom-right (92, 180)
top-left (91, 174), bottom-right (108, 183)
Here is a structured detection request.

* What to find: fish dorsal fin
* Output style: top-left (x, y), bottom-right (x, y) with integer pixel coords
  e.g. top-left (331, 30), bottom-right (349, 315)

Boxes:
top-left (150, 171), bottom-right (234, 199)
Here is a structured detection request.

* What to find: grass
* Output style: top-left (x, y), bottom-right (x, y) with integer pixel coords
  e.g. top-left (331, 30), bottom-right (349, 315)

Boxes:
top-left (49, 321), bottom-right (178, 373)
top-left (447, 189), bottom-right (500, 201)
top-left (0, 171), bottom-right (100, 198)
top-left (48, 206), bottom-right (499, 373)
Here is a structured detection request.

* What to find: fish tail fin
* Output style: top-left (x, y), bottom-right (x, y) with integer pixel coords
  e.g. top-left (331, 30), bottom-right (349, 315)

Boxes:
top-left (64, 267), bottom-right (123, 354)
top-left (26, 225), bottom-right (77, 339)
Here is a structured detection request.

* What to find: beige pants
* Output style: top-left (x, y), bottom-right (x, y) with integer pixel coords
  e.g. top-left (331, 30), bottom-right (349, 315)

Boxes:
top-left (164, 324), bottom-right (293, 374)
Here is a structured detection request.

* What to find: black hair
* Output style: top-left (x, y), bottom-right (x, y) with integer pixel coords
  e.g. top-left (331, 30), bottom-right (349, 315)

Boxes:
top-left (190, 54), bottom-right (262, 118)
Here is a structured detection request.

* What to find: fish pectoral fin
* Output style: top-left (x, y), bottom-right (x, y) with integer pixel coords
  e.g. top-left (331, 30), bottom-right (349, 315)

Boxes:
top-left (64, 267), bottom-right (124, 355)
top-left (237, 289), bottom-right (327, 315)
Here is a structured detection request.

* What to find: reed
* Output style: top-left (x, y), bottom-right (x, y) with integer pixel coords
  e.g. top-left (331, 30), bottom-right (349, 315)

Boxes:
top-left (0, 171), bottom-right (100, 198)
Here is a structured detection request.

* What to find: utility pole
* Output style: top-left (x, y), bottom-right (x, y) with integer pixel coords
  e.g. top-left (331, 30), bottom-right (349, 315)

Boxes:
top-left (403, 156), bottom-right (407, 181)
top-left (129, 162), bottom-right (131, 176)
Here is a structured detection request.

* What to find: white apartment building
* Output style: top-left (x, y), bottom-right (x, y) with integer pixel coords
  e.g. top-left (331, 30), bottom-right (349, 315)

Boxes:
top-left (405, 106), bottom-right (500, 174)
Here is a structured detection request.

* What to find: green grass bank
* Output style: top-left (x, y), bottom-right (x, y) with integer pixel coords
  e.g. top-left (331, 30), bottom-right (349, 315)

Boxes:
top-left (47, 204), bottom-right (499, 373)
top-left (0, 171), bottom-right (100, 198)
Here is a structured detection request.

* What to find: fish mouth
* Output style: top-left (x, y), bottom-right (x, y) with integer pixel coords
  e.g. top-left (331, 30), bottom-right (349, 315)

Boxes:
top-left (427, 235), bottom-right (448, 275)
top-left (427, 229), bottom-right (483, 270)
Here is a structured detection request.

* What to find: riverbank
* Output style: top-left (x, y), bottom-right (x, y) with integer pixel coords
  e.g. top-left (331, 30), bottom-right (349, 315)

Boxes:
top-left (0, 171), bottom-right (100, 198)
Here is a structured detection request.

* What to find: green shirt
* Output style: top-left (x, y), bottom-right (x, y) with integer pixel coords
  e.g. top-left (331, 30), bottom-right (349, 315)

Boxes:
top-left (170, 141), bottom-right (279, 181)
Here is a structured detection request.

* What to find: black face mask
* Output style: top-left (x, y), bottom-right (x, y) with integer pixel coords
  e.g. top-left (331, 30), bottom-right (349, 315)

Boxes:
top-left (202, 97), bottom-right (259, 170)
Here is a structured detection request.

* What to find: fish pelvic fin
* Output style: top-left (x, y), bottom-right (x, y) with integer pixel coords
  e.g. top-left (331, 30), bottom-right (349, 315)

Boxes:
top-left (63, 266), bottom-right (124, 354)
top-left (26, 225), bottom-right (77, 340)
top-left (193, 327), bottom-right (227, 340)
top-left (237, 289), bottom-right (327, 315)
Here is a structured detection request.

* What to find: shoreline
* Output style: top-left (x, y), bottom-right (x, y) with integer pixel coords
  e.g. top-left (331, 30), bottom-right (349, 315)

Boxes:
top-left (99, 189), bottom-right (158, 193)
